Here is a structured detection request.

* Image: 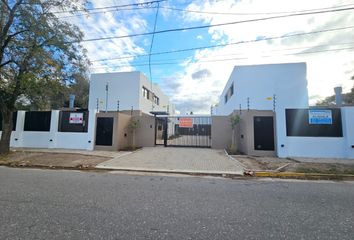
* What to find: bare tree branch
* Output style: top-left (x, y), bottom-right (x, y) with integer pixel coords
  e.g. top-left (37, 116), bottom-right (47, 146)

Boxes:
top-left (1, 0), bottom-right (11, 11)
top-left (0, 59), bottom-right (13, 67)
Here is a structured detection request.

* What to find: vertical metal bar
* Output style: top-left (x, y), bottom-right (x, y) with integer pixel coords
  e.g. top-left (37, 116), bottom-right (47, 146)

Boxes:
top-left (105, 83), bottom-right (109, 113)
top-left (154, 116), bottom-right (157, 146)
top-left (163, 117), bottom-right (168, 147)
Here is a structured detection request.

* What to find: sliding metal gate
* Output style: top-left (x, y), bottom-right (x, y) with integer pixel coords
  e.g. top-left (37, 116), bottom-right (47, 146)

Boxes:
top-left (155, 116), bottom-right (212, 148)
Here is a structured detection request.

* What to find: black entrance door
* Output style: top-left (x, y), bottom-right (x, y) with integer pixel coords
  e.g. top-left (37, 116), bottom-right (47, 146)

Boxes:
top-left (96, 117), bottom-right (113, 146)
top-left (253, 116), bottom-right (275, 151)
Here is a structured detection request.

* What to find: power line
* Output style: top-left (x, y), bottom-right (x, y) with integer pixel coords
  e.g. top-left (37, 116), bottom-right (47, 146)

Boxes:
top-left (160, 3), bottom-right (354, 16)
top-left (89, 46), bottom-right (354, 70)
top-left (57, 6), bottom-right (155, 19)
top-left (51, 0), bottom-right (167, 14)
top-left (57, 3), bottom-right (354, 19)
top-left (149, 2), bottom-right (160, 111)
top-left (90, 25), bottom-right (354, 62)
top-left (78, 6), bottom-right (354, 43)
top-left (92, 42), bottom-right (354, 66)
top-left (149, 3), bottom-right (160, 82)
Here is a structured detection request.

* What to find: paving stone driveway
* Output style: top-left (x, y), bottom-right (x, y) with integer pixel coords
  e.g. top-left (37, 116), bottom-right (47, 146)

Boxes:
top-left (97, 147), bottom-right (244, 175)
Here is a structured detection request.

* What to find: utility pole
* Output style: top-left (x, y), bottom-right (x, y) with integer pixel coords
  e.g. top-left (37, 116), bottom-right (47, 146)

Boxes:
top-left (117, 100), bottom-right (120, 112)
top-left (273, 94), bottom-right (276, 112)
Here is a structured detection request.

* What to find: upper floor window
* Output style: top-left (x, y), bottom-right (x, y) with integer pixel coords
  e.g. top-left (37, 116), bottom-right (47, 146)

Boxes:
top-left (142, 87), bottom-right (150, 99)
top-left (153, 96), bottom-right (159, 105)
top-left (224, 83), bottom-right (234, 104)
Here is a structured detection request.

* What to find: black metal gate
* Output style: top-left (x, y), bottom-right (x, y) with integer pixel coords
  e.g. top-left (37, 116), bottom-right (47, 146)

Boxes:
top-left (155, 116), bottom-right (212, 148)
top-left (95, 117), bottom-right (114, 146)
top-left (253, 116), bottom-right (275, 151)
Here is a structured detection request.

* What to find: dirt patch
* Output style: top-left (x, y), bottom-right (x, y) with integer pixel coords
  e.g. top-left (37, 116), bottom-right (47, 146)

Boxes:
top-left (0, 151), bottom-right (111, 169)
top-left (232, 155), bottom-right (354, 175)
top-left (232, 155), bottom-right (295, 171)
top-left (285, 162), bottom-right (354, 175)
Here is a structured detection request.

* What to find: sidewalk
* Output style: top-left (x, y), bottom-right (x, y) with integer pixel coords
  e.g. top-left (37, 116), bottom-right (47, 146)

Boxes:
top-left (3, 147), bottom-right (244, 176)
top-left (12, 148), bottom-right (128, 158)
top-left (97, 147), bottom-right (244, 175)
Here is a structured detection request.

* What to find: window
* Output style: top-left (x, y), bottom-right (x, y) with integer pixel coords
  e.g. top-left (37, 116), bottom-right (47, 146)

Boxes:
top-left (224, 83), bottom-right (234, 104)
top-left (153, 96), bottom-right (159, 105)
top-left (142, 87), bottom-right (149, 99)
top-left (24, 111), bottom-right (51, 131)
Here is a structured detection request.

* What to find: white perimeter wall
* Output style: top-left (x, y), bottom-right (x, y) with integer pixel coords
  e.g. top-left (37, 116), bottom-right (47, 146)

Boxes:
top-left (215, 63), bottom-right (309, 115)
top-left (276, 106), bottom-right (354, 159)
top-left (0, 110), bottom-right (96, 150)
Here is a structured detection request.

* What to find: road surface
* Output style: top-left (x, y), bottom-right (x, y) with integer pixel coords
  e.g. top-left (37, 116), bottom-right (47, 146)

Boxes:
top-left (0, 167), bottom-right (353, 239)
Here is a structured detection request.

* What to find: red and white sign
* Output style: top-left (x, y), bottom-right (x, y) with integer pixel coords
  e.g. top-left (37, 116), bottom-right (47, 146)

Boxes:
top-left (69, 113), bottom-right (83, 124)
top-left (179, 118), bottom-right (193, 128)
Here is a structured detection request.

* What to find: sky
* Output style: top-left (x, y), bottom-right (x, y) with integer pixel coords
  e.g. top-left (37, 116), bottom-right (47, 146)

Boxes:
top-left (59, 0), bottom-right (354, 114)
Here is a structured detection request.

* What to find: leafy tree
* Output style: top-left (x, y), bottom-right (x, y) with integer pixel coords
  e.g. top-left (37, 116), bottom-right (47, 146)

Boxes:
top-left (0, 0), bottom-right (89, 153)
top-left (128, 118), bottom-right (140, 150)
top-left (317, 76), bottom-right (354, 106)
top-left (229, 114), bottom-right (240, 154)
top-left (67, 73), bottom-right (89, 109)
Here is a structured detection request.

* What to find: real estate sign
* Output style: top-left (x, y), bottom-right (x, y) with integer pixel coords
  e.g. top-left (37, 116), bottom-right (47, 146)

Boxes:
top-left (179, 118), bottom-right (193, 128)
top-left (69, 113), bottom-right (84, 124)
top-left (308, 109), bottom-right (332, 124)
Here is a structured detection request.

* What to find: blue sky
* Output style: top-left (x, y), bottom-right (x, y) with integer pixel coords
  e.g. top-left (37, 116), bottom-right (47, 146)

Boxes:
top-left (61, 0), bottom-right (354, 113)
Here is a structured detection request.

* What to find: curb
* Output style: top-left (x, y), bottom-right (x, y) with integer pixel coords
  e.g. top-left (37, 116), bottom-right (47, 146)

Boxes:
top-left (254, 171), bottom-right (354, 180)
top-left (223, 149), bottom-right (248, 169)
top-left (0, 164), bottom-right (245, 178)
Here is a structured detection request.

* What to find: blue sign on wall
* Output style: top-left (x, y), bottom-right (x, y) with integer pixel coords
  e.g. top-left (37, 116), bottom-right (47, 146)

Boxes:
top-left (308, 110), bottom-right (332, 124)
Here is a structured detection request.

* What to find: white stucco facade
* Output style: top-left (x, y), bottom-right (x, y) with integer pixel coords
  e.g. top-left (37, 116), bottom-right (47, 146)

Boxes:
top-left (214, 62), bottom-right (309, 115)
top-left (276, 106), bottom-right (354, 159)
top-left (88, 71), bottom-right (174, 115)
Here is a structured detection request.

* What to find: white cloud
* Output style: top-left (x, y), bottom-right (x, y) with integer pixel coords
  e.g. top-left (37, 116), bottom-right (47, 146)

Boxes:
top-left (165, 0), bottom-right (354, 112)
top-left (196, 35), bottom-right (203, 40)
top-left (64, 0), bottom-right (354, 113)
top-left (62, 0), bottom-right (150, 73)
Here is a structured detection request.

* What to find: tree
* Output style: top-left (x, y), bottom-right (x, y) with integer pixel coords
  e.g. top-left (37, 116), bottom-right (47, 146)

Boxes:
top-left (128, 118), bottom-right (140, 150)
top-left (229, 114), bottom-right (240, 154)
top-left (0, 0), bottom-right (89, 153)
top-left (317, 76), bottom-right (354, 106)
top-left (67, 73), bottom-right (89, 109)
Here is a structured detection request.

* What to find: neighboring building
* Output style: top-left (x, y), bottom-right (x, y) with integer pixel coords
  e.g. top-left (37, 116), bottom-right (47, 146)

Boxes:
top-left (214, 62), bottom-right (354, 159)
top-left (214, 62), bottom-right (308, 115)
top-left (88, 71), bottom-right (174, 115)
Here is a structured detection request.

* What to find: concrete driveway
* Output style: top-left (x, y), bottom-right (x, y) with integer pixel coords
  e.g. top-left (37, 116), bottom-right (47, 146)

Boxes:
top-left (97, 147), bottom-right (244, 175)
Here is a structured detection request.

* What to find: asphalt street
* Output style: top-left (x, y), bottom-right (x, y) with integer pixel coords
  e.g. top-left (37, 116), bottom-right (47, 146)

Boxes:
top-left (0, 167), bottom-right (353, 240)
